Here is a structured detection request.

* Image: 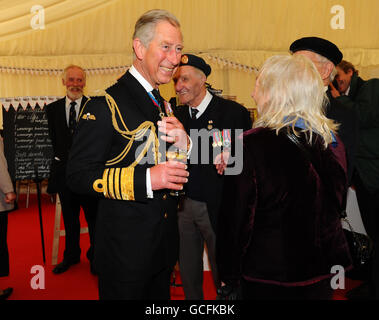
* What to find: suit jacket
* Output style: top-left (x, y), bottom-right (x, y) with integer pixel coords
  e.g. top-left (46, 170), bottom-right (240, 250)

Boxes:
top-left (46, 96), bottom-right (88, 193)
top-left (0, 138), bottom-right (14, 213)
top-left (217, 127), bottom-right (352, 286)
top-left (175, 94), bottom-right (252, 231)
top-left (66, 71), bottom-right (179, 281)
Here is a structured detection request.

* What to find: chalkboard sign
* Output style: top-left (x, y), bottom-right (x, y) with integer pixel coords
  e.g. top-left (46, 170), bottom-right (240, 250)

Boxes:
top-left (2, 104), bottom-right (53, 181)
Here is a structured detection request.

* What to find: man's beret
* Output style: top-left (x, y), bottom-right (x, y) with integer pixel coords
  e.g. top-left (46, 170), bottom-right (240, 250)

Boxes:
top-left (289, 37), bottom-right (343, 66)
top-left (179, 54), bottom-right (211, 77)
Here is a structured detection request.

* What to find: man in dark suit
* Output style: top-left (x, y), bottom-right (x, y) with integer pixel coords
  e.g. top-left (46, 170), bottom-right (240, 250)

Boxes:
top-left (331, 60), bottom-right (379, 299)
top-left (46, 65), bottom-right (98, 275)
top-left (173, 54), bottom-right (252, 299)
top-left (289, 37), bottom-right (358, 185)
top-left (66, 10), bottom-right (190, 300)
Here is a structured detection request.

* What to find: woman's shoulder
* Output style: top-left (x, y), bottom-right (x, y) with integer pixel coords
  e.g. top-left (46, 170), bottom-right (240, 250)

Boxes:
top-left (243, 127), bottom-right (276, 142)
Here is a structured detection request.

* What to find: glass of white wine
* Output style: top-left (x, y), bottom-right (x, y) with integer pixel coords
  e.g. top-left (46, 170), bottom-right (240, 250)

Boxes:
top-left (166, 148), bottom-right (187, 197)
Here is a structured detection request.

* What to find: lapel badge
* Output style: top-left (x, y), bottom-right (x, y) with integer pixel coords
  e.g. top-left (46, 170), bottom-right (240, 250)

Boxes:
top-left (82, 113), bottom-right (96, 121)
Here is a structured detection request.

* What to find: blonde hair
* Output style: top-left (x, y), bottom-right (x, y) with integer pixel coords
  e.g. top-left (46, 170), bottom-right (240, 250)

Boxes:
top-left (253, 55), bottom-right (338, 148)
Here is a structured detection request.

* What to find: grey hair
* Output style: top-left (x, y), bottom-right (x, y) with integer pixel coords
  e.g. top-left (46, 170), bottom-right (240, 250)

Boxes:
top-left (62, 65), bottom-right (86, 81)
top-left (313, 52), bottom-right (337, 82)
top-left (133, 9), bottom-right (181, 47)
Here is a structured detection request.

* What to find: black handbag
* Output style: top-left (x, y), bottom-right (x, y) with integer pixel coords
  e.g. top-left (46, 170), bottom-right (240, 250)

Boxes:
top-left (340, 210), bottom-right (373, 267)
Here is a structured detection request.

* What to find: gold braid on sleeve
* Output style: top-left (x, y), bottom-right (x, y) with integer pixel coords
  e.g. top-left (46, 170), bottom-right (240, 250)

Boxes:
top-left (93, 167), bottom-right (135, 200)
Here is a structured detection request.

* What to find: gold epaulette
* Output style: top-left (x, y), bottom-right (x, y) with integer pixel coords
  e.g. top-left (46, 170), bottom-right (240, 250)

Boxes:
top-left (93, 167), bottom-right (135, 200)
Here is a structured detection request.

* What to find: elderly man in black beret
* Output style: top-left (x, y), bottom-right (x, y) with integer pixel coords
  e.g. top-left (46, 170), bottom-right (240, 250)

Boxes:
top-left (290, 37), bottom-right (358, 185)
top-left (173, 54), bottom-right (251, 300)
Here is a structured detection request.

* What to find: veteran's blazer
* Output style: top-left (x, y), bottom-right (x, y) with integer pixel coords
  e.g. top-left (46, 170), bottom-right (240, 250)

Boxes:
top-left (174, 94), bottom-right (252, 231)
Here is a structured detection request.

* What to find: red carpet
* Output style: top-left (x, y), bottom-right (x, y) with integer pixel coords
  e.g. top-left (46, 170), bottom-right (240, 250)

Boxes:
top-left (0, 191), bottom-right (360, 300)
top-left (0, 192), bottom-right (217, 300)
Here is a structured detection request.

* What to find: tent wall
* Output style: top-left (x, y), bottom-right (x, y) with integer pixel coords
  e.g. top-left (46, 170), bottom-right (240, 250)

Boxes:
top-left (1, 0), bottom-right (379, 127)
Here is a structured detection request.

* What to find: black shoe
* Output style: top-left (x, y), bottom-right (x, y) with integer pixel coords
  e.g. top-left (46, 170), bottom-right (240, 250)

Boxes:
top-left (0, 287), bottom-right (13, 300)
top-left (52, 259), bottom-right (80, 274)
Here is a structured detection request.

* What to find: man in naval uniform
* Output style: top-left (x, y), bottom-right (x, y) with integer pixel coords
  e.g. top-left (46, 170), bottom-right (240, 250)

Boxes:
top-left (289, 37), bottom-right (358, 185)
top-left (173, 54), bottom-right (252, 299)
top-left (67, 9), bottom-right (189, 300)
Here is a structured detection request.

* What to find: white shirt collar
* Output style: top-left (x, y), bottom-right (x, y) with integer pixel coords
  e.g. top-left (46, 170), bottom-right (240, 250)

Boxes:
top-left (65, 96), bottom-right (82, 108)
top-left (189, 90), bottom-right (213, 119)
top-left (65, 96), bottom-right (83, 125)
top-left (344, 86), bottom-right (351, 96)
top-left (129, 65), bottom-right (154, 93)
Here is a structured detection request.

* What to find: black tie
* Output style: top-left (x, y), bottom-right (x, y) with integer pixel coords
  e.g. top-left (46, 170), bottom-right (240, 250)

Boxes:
top-left (152, 89), bottom-right (164, 107)
top-left (69, 101), bottom-right (77, 135)
top-left (191, 108), bottom-right (199, 120)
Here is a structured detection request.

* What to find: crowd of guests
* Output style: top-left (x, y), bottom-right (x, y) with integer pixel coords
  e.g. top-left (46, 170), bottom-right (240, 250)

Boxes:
top-left (1, 9), bottom-right (378, 300)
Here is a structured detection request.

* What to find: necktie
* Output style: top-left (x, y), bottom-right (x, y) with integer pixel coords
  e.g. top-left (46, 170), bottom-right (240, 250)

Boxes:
top-left (69, 101), bottom-right (77, 135)
top-left (150, 89), bottom-right (166, 118)
top-left (191, 108), bottom-right (199, 120)
top-left (152, 89), bottom-right (164, 107)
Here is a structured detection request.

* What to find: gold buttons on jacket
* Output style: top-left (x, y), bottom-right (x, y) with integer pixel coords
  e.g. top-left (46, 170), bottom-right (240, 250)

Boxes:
top-left (164, 213), bottom-right (168, 219)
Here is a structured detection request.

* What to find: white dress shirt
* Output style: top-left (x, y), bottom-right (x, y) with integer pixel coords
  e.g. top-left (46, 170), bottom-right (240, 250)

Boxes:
top-left (65, 96), bottom-right (83, 127)
top-left (128, 66), bottom-right (155, 198)
top-left (188, 90), bottom-right (213, 119)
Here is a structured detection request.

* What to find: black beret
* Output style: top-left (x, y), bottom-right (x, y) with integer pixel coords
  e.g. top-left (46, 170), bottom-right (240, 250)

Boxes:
top-left (289, 37), bottom-right (343, 66)
top-left (179, 54), bottom-right (211, 77)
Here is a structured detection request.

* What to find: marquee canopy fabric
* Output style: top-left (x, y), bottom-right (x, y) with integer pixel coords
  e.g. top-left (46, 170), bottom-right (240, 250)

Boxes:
top-left (1, 0), bottom-right (379, 127)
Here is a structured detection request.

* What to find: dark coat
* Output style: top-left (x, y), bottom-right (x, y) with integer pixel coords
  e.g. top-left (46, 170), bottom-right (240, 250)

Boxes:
top-left (66, 71), bottom-right (179, 281)
top-left (217, 127), bottom-right (352, 286)
top-left (175, 94), bottom-right (252, 231)
top-left (326, 91), bottom-right (358, 185)
top-left (336, 74), bottom-right (379, 193)
top-left (46, 96), bottom-right (88, 193)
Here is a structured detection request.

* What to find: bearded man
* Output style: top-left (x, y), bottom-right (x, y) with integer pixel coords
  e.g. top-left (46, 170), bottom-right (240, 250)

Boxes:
top-left (46, 65), bottom-right (98, 275)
